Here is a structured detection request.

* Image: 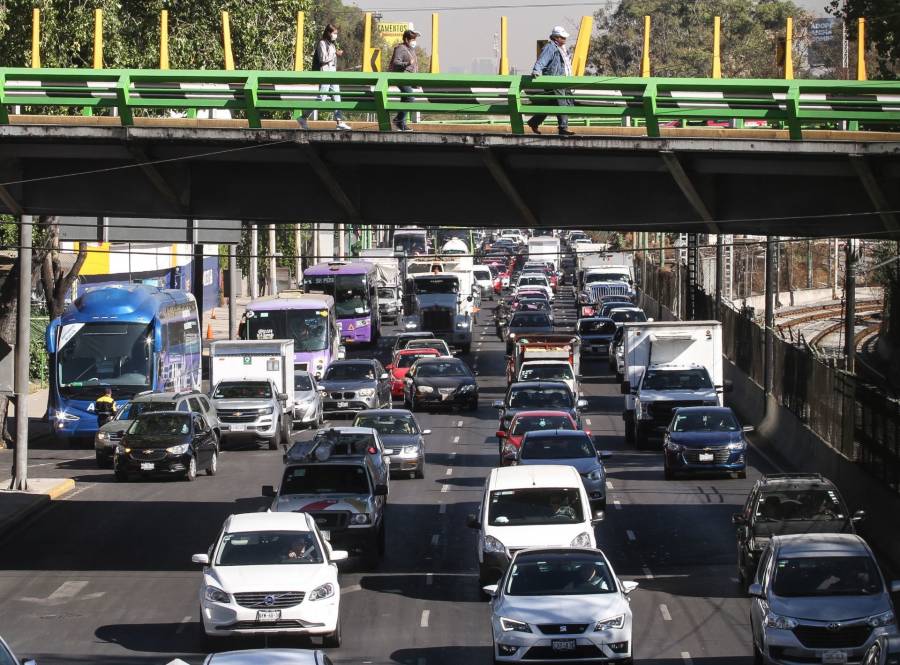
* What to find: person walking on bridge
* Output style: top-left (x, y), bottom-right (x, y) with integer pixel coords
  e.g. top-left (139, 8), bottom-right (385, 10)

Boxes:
top-left (527, 26), bottom-right (576, 136)
top-left (298, 23), bottom-right (352, 131)
top-left (390, 28), bottom-right (420, 132)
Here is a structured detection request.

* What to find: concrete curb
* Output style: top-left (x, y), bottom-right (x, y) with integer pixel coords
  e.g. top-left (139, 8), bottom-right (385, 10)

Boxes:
top-left (45, 478), bottom-right (75, 500)
top-left (0, 477), bottom-right (76, 538)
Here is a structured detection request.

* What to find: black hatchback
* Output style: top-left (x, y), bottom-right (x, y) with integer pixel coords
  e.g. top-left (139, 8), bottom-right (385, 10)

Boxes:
top-left (114, 411), bottom-right (218, 482)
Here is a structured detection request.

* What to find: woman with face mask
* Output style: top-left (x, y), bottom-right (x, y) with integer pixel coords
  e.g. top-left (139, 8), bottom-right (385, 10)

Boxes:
top-left (389, 28), bottom-right (420, 132)
top-left (298, 24), bottom-right (351, 131)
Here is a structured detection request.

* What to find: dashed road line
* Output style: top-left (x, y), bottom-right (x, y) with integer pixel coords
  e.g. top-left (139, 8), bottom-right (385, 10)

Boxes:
top-left (456, 420), bottom-right (463, 427)
top-left (426, 573), bottom-right (433, 586)
top-left (659, 604), bottom-right (672, 621)
top-left (439, 503), bottom-right (447, 514)
top-left (606, 480), bottom-right (614, 490)
top-left (445, 468), bottom-right (453, 476)
top-left (681, 652), bottom-right (693, 664)
top-left (440, 484), bottom-right (450, 493)
top-left (585, 418), bottom-right (592, 426)
top-left (430, 534), bottom-right (440, 547)
top-left (613, 500), bottom-right (622, 510)
top-left (452, 436), bottom-right (460, 444)
top-left (175, 615), bottom-right (192, 634)
top-left (642, 566), bottom-right (654, 579)
top-left (626, 529), bottom-right (636, 542)
top-left (420, 609), bottom-right (430, 627)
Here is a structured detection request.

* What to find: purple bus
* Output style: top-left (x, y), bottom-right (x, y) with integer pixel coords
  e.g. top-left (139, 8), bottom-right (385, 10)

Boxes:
top-left (240, 293), bottom-right (342, 380)
top-left (303, 261), bottom-right (381, 345)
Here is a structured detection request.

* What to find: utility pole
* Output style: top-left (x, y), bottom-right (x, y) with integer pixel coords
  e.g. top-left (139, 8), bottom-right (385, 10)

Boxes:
top-left (268, 224), bottom-right (278, 296)
top-left (832, 237), bottom-right (839, 300)
top-left (715, 235), bottom-right (724, 318)
top-left (10, 215), bottom-right (32, 491)
top-left (249, 223), bottom-right (258, 299)
top-left (294, 224), bottom-right (302, 287)
top-left (844, 239), bottom-right (856, 372)
top-left (764, 236), bottom-right (777, 400)
top-left (228, 245), bottom-right (238, 339)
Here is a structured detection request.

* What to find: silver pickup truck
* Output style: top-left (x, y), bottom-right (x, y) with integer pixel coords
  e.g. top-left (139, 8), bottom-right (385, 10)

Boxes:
top-left (210, 378), bottom-right (290, 450)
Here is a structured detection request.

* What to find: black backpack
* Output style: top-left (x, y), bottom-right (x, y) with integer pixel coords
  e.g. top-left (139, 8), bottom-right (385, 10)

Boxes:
top-left (311, 41), bottom-right (323, 71)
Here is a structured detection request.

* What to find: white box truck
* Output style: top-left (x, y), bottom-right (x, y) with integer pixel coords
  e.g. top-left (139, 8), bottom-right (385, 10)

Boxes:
top-left (620, 321), bottom-right (729, 448)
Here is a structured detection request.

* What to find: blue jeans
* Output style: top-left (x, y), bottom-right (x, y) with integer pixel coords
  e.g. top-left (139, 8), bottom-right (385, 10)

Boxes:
top-left (530, 88), bottom-right (574, 129)
top-left (303, 83), bottom-right (344, 121)
top-left (394, 85), bottom-right (415, 127)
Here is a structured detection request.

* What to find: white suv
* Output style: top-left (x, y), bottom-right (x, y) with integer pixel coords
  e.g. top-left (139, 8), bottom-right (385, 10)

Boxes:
top-left (467, 465), bottom-right (600, 587)
top-left (193, 512), bottom-right (346, 645)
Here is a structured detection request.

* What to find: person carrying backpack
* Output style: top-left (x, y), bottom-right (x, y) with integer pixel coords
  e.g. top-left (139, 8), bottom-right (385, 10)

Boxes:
top-left (298, 24), bottom-right (351, 131)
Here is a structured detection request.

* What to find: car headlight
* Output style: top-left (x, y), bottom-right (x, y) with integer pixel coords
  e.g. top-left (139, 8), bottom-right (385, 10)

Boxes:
top-left (357, 388), bottom-right (375, 397)
top-left (570, 532), bottom-right (592, 547)
top-left (459, 384), bottom-right (475, 393)
top-left (319, 390), bottom-right (329, 398)
top-left (750, 536), bottom-right (770, 553)
top-left (96, 431), bottom-right (110, 442)
top-left (666, 441), bottom-right (684, 453)
top-left (765, 613), bottom-right (799, 630)
top-left (166, 443), bottom-right (190, 455)
top-left (457, 320), bottom-right (469, 329)
top-left (595, 614), bottom-right (625, 631)
top-left (500, 617), bottom-right (532, 633)
top-left (587, 469), bottom-right (604, 482)
top-left (53, 410), bottom-right (80, 422)
top-left (309, 583), bottom-right (335, 601)
top-left (727, 441), bottom-right (746, 450)
top-left (350, 513), bottom-right (371, 525)
top-left (402, 445), bottom-right (419, 455)
top-left (483, 535), bottom-right (507, 554)
top-left (257, 407), bottom-right (274, 415)
top-left (115, 444), bottom-right (129, 454)
top-left (417, 386), bottom-right (434, 394)
top-left (204, 585), bottom-right (230, 603)
top-left (867, 610), bottom-right (895, 628)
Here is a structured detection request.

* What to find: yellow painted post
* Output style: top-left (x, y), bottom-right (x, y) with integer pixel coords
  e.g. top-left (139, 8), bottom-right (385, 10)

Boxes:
top-left (160, 10), bottom-right (169, 70)
top-left (31, 8), bottom-right (41, 68)
top-left (431, 13), bottom-right (440, 73)
top-left (712, 16), bottom-right (722, 78)
top-left (856, 18), bottom-right (866, 80)
top-left (499, 16), bottom-right (509, 75)
top-left (294, 11), bottom-right (305, 71)
top-left (222, 11), bottom-right (234, 70)
top-left (640, 16), bottom-right (651, 77)
top-left (572, 15), bottom-right (593, 76)
top-left (785, 17), bottom-right (794, 80)
top-left (362, 13), bottom-right (373, 73)
top-left (93, 9), bottom-right (103, 68)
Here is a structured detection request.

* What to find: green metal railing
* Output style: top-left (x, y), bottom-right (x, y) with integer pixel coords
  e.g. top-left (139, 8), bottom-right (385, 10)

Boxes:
top-left (1, 68), bottom-right (899, 140)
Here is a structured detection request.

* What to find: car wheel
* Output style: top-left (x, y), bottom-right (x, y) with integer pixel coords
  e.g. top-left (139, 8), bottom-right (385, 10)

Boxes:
top-left (206, 450), bottom-right (218, 477)
top-left (410, 396), bottom-right (418, 412)
top-left (753, 643), bottom-right (764, 665)
top-left (624, 416), bottom-right (635, 445)
top-left (415, 459), bottom-right (425, 479)
top-left (323, 615), bottom-right (342, 648)
top-left (736, 469), bottom-right (747, 479)
top-left (468, 397), bottom-right (479, 412)
top-left (185, 456), bottom-right (197, 482)
top-left (268, 426), bottom-right (281, 451)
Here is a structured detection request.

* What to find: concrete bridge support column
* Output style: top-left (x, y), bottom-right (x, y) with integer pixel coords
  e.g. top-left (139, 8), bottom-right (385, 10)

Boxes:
top-left (844, 239), bottom-right (856, 373)
top-left (268, 224), bottom-right (278, 296)
top-left (249, 223), bottom-right (259, 299)
top-left (764, 236), bottom-right (777, 401)
top-left (715, 235), bottom-right (724, 319)
top-left (294, 224), bottom-right (302, 287)
top-left (228, 246), bottom-right (238, 339)
top-left (11, 214), bottom-right (32, 491)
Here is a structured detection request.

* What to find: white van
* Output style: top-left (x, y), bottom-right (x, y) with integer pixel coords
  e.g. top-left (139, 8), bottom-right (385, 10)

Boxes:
top-left (472, 265), bottom-right (494, 301)
top-left (467, 465), bottom-right (599, 586)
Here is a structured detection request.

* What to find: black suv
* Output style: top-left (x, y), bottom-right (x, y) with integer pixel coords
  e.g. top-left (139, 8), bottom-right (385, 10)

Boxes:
top-left (114, 411), bottom-right (219, 482)
top-left (731, 473), bottom-right (865, 586)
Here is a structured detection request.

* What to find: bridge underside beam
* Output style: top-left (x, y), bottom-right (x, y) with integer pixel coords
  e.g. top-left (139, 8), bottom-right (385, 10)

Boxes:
top-left (658, 150), bottom-right (718, 233)
top-left (0, 127), bottom-right (898, 238)
top-left (847, 154), bottom-right (900, 234)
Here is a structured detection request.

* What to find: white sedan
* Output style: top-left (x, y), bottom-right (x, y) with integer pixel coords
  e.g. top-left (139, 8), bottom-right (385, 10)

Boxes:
top-left (485, 547), bottom-right (637, 663)
top-left (193, 512), bottom-right (347, 645)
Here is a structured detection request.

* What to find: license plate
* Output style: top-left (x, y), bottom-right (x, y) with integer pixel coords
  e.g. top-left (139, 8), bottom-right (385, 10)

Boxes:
top-left (822, 652), bottom-right (847, 665)
top-left (699, 453), bottom-right (714, 462)
top-left (230, 424), bottom-right (245, 432)
top-left (337, 401), bottom-right (350, 409)
top-left (551, 639), bottom-right (576, 651)
top-left (140, 462), bottom-right (154, 471)
top-left (256, 609), bottom-right (281, 622)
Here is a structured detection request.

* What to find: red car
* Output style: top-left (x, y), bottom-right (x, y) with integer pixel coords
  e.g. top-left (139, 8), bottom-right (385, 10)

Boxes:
top-left (495, 410), bottom-right (586, 466)
top-left (386, 348), bottom-right (441, 397)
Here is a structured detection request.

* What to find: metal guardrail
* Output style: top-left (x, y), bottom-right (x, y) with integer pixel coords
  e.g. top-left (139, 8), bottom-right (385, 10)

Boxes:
top-left (1, 68), bottom-right (900, 139)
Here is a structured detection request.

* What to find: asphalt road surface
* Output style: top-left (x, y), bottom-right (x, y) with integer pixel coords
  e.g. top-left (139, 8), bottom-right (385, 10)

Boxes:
top-left (0, 297), bottom-right (777, 665)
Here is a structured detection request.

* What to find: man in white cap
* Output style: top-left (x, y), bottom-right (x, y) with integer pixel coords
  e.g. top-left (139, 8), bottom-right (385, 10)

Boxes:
top-left (390, 28), bottom-right (421, 131)
top-left (527, 26), bottom-right (575, 136)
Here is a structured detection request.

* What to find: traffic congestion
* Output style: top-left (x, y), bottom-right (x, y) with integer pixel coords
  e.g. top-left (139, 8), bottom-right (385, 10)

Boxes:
top-left (2, 227), bottom-right (899, 665)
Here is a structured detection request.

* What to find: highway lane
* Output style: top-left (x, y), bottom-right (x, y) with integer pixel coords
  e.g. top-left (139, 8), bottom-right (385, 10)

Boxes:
top-left (0, 300), bottom-right (773, 665)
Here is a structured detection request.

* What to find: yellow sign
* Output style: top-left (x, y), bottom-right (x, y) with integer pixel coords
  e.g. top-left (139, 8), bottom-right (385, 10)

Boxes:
top-left (378, 21), bottom-right (410, 47)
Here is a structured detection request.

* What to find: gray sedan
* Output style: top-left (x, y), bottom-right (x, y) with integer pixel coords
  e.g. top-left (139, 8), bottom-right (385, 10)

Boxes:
top-left (292, 370), bottom-right (324, 429)
top-left (318, 360), bottom-right (392, 416)
top-left (353, 409), bottom-right (431, 479)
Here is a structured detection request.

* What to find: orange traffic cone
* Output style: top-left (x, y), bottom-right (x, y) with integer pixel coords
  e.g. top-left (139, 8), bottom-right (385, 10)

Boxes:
top-left (206, 323), bottom-right (214, 340)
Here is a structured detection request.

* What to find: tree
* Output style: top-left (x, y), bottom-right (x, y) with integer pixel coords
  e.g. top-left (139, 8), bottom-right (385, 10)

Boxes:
top-left (37, 217), bottom-right (87, 321)
top-left (829, 0), bottom-right (899, 79)
top-left (588, 0), bottom-right (814, 79)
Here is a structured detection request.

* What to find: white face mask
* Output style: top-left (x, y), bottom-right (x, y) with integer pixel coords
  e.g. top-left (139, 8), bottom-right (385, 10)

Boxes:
top-left (409, 40), bottom-right (417, 49)
top-left (330, 33), bottom-right (338, 42)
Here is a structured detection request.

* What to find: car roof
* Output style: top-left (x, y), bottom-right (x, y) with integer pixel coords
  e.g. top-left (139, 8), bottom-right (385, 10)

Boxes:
top-left (490, 464), bottom-right (583, 491)
top-left (509, 380), bottom-right (571, 390)
top-left (522, 429), bottom-right (589, 440)
top-left (415, 356), bottom-right (464, 365)
top-left (579, 317), bottom-right (615, 323)
top-left (134, 410), bottom-right (189, 418)
top-left (133, 391), bottom-right (191, 402)
top-left (355, 409), bottom-right (415, 417)
top-left (511, 410), bottom-right (575, 419)
top-left (521, 360), bottom-right (572, 366)
top-left (328, 359), bottom-right (376, 366)
top-left (207, 649), bottom-right (323, 664)
top-left (224, 511), bottom-right (313, 534)
top-left (757, 473), bottom-right (835, 491)
top-left (396, 348), bottom-right (440, 356)
top-left (773, 533), bottom-right (869, 558)
top-left (673, 406), bottom-right (735, 415)
top-left (315, 426), bottom-right (376, 436)
top-left (512, 547), bottom-right (606, 562)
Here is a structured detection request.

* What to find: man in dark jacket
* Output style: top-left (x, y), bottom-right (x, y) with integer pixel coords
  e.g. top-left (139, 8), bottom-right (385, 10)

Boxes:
top-left (389, 28), bottom-right (420, 132)
top-left (527, 26), bottom-right (575, 136)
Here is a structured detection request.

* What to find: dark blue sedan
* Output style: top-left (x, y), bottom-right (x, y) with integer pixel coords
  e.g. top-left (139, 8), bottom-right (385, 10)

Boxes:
top-left (663, 406), bottom-right (752, 480)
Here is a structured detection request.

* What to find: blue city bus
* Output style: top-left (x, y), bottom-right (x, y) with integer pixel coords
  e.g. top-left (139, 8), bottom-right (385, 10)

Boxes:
top-left (46, 285), bottom-right (201, 441)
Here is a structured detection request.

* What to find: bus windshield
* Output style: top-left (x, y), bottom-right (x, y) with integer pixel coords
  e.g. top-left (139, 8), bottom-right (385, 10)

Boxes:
top-left (394, 233), bottom-right (427, 255)
top-left (245, 309), bottom-right (330, 352)
top-left (57, 322), bottom-right (153, 400)
top-left (305, 275), bottom-right (370, 319)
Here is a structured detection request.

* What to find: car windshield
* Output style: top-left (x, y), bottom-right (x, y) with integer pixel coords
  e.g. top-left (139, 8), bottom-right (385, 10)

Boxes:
top-left (127, 413), bottom-right (190, 436)
top-left (415, 361), bottom-right (470, 378)
top-left (474, 270), bottom-right (491, 281)
top-left (488, 487), bottom-right (584, 526)
top-left (520, 435), bottom-right (595, 460)
top-left (324, 363), bottom-right (376, 381)
top-left (509, 386), bottom-right (573, 410)
top-left (511, 415), bottom-right (574, 436)
top-left (519, 277), bottom-right (547, 286)
top-left (510, 313), bottom-right (551, 328)
top-left (772, 555), bottom-right (883, 597)
top-left (354, 414), bottom-right (418, 435)
top-left (672, 411), bottom-right (739, 432)
top-left (506, 554), bottom-right (616, 596)
top-left (394, 233), bottom-right (427, 255)
top-left (415, 277), bottom-right (458, 294)
top-left (396, 352), bottom-right (437, 368)
top-left (642, 369), bottom-right (712, 391)
top-left (281, 464), bottom-right (370, 495)
top-left (294, 374), bottom-right (313, 391)
top-left (754, 489), bottom-right (848, 522)
top-left (377, 287), bottom-right (395, 299)
top-left (610, 310), bottom-right (646, 323)
top-left (245, 309), bottom-right (330, 352)
top-left (117, 400), bottom-right (177, 420)
top-left (586, 272), bottom-right (629, 284)
top-left (520, 364), bottom-right (574, 383)
top-left (212, 381), bottom-right (273, 399)
top-left (579, 320), bottom-right (616, 334)
top-left (215, 531), bottom-right (323, 566)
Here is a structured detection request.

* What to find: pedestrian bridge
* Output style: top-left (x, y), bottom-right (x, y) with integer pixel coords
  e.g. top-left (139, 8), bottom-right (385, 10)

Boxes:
top-left (0, 69), bottom-right (899, 237)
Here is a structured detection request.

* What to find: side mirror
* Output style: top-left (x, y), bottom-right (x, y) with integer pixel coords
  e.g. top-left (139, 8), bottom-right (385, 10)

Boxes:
top-left (492, 400), bottom-right (504, 409)
top-left (647, 317), bottom-right (655, 322)
top-left (422, 429), bottom-right (432, 435)
top-left (380, 373), bottom-right (389, 381)
top-left (621, 580), bottom-right (638, 594)
top-left (383, 448), bottom-right (395, 456)
top-left (23, 660), bottom-right (37, 665)
top-left (742, 425), bottom-right (755, 433)
top-left (191, 553), bottom-right (210, 565)
top-left (576, 398), bottom-right (588, 410)
top-left (599, 451), bottom-right (612, 460)
top-left (731, 513), bottom-right (746, 525)
top-left (330, 550), bottom-right (349, 562)
top-left (496, 430), bottom-right (507, 439)
top-left (852, 509), bottom-right (867, 523)
top-left (591, 515), bottom-right (604, 526)
top-left (620, 382), bottom-right (631, 395)
top-left (748, 583), bottom-right (764, 598)
top-left (891, 580), bottom-right (900, 593)
top-left (466, 513), bottom-right (482, 529)
top-left (262, 484), bottom-right (276, 498)
top-left (278, 393), bottom-right (289, 402)
top-left (337, 345), bottom-right (347, 360)
top-left (482, 584), bottom-right (498, 597)
top-left (374, 484), bottom-right (388, 496)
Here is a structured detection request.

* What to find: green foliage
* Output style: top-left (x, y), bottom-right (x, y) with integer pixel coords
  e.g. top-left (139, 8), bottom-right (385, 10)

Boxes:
top-left (830, 0), bottom-right (899, 80)
top-left (29, 316), bottom-right (49, 384)
top-left (589, 0), bottom-right (813, 78)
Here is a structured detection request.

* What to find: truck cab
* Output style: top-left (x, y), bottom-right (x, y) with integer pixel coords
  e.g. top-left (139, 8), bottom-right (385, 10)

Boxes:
top-left (402, 274), bottom-right (474, 353)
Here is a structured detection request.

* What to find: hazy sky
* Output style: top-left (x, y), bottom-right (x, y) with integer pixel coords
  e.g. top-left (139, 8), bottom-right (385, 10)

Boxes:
top-left (351, 0), bottom-right (830, 73)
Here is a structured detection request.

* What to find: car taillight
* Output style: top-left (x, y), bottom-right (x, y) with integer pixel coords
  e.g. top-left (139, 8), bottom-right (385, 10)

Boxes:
top-left (367, 446), bottom-right (377, 454)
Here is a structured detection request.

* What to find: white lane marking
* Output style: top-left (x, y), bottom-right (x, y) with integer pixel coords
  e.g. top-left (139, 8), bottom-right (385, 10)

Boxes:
top-left (449, 451), bottom-right (457, 459)
top-left (439, 503), bottom-right (447, 514)
top-left (585, 418), bottom-right (592, 426)
top-left (431, 534), bottom-right (440, 547)
top-left (420, 609), bottom-right (430, 627)
top-left (20, 581), bottom-right (89, 605)
top-left (441, 483), bottom-right (450, 493)
top-left (426, 573), bottom-right (434, 586)
top-left (606, 480), bottom-right (614, 490)
top-left (613, 500), bottom-right (622, 510)
top-left (28, 454), bottom-right (93, 468)
top-left (626, 530), bottom-right (636, 542)
top-left (681, 652), bottom-right (693, 664)
top-left (456, 420), bottom-right (463, 427)
top-left (343, 584), bottom-right (362, 593)
top-left (453, 435), bottom-right (460, 444)
top-left (659, 604), bottom-right (672, 621)
top-left (445, 468), bottom-right (453, 476)
top-left (642, 566), bottom-right (654, 579)
top-left (176, 615), bottom-right (192, 634)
